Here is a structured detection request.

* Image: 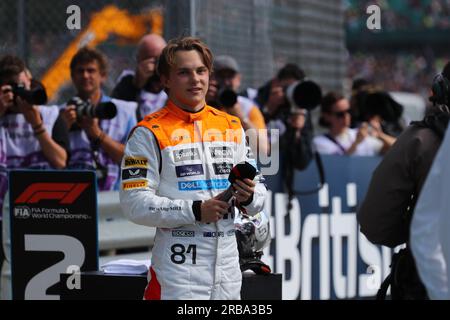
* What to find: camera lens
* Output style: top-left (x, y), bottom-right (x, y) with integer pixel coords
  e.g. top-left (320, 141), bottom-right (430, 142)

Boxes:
top-left (12, 81), bottom-right (47, 105)
top-left (218, 88), bottom-right (238, 108)
top-left (286, 80), bottom-right (322, 111)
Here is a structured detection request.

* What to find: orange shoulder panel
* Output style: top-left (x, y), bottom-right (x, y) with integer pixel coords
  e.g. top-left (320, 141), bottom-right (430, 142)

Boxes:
top-left (136, 105), bottom-right (244, 149)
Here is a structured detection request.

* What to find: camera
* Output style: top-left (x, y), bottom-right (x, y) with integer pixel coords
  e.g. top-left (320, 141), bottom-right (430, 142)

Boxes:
top-left (208, 85), bottom-right (238, 109)
top-left (144, 73), bottom-right (164, 94)
top-left (285, 80), bottom-right (322, 112)
top-left (68, 96), bottom-right (117, 120)
top-left (217, 86), bottom-right (238, 108)
top-left (11, 80), bottom-right (48, 105)
top-left (362, 91), bottom-right (403, 122)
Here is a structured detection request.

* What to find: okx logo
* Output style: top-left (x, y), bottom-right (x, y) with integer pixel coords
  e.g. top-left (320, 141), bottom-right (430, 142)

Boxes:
top-left (15, 183), bottom-right (89, 204)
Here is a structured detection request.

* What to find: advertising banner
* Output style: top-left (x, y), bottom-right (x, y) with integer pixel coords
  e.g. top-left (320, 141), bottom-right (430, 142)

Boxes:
top-left (262, 155), bottom-right (393, 300)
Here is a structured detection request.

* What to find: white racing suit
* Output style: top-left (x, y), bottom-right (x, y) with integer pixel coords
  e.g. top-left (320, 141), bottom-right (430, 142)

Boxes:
top-left (119, 101), bottom-right (267, 300)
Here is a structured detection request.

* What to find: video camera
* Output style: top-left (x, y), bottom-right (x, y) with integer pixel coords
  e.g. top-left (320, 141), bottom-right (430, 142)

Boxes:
top-left (11, 79), bottom-right (48, 105)
top-left (67, 97), bottom-right (117, 121)
top-left (285, 79), bottom-right (322, 113)
top-left (357, 91), bottom-right (403, 123)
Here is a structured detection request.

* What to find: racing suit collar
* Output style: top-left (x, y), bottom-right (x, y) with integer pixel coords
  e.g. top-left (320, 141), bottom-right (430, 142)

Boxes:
top-left (166, 100), bottom-right (217, 123)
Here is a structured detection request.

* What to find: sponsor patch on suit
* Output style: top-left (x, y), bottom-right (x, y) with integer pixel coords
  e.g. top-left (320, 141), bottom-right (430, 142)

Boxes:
top-left (203, 231), bottom-right (224, 238)
top-left (122, 168), bottom-right (147, 180)
top-left (172, 230), bottom-right (195, 237)
top-left (124, 157), bottom-right (148, 168)
top-left (209, 146), bottom-right (233, 159)
top-left (178, 179), bottom-right (229, 191)
top-left (122, 180), bottom-right (148, 190)
top-left (175, 164), bottom-right (204, 178)
top-left (173, 148), bottom-right (200, 162)
top-left (213, 163), bottom-right (233, 175)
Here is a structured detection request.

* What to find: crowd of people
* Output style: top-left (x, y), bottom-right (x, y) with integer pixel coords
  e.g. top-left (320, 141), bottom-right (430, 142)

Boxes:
top-left (346, 0), bottom-right (450, 99)
top-left (1, 32), bottom-right (449, 300)
top-left (347, 51), bottom-right (450, 98)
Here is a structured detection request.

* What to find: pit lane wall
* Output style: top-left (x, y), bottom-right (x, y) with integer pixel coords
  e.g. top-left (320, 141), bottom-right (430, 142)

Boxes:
top-left (262, 155), bottom-right (393, 300)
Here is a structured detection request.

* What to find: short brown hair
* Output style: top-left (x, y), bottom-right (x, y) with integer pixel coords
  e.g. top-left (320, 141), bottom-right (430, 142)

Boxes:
top-left (157, 37), bottom-right (213, 78)
top-left (319, 92), bottom-right (346, 127)
top-left (70, 46), bottom-right (108, 76)
top-left (0, 55), bottom-right (25, 85)
top-left (321, 91), bottom-right (345, 114)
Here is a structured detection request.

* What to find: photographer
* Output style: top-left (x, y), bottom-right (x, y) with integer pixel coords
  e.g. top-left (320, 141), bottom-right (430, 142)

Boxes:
top-left (61, 47), bottom-right (137, 191)
top-left (206, 55), bottom-right (268, 156)
top-left (256, 64), bottom-right (316, 171)
top-left (0, 56), bottom-right (68, 170)
top-left (357, 62), bottom-right (450, 299)
top-left (0, 56), bottom-right (69, 295)
top-left (314, 92), bottom-right (384, 156)
top-left (351, 81), bottom-right (405, 149)
top-left (112, 34), bottom-right (167, 121)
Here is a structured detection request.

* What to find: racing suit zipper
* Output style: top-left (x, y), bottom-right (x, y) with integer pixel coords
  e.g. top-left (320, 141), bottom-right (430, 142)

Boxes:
top-left (194, 120), bottom-right (219, 295)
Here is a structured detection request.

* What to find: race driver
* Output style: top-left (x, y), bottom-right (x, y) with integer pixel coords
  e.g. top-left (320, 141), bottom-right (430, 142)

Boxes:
top-left (119, 37), bottom-right (267, 300)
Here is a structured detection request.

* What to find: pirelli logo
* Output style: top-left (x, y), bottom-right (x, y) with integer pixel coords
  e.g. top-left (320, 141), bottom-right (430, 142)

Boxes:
top-left (124, 157), bottom-right (148, 168)
top-left (122, 180), bottom-right (148, 190)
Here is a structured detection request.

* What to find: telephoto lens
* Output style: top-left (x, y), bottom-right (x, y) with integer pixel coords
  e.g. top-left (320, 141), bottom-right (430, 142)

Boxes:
top-left (218, 87), bottom-right (238, 108)
top-left (68, 97), bottom-right (117, 120)
top-left (285, 80), bottom-right (322, 111)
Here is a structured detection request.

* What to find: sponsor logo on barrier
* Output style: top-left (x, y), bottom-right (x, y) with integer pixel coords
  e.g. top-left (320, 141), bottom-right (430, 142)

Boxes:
top-left (173, 148), bottom-right (200, 162)
top-left (209, 146), bottom-right (233, 159)
top-left (213, 163), bottom-right (233, 175)
top-left (15, 183), bottom-right (89, 204)
top-left (178, 179), bottom-right (229, 191)
top-left (124, 157), bottom-right (148, 168)
top-left (122, 180), bottom-right (148, 190)
top-left (175, 164), bottom-right (204, 178)
top-left (122, 168), bottom-right (147, 180)
top-left (172, 230), bottom-right (195, 238)
top-left (264, 184), bottom-right (393, 300)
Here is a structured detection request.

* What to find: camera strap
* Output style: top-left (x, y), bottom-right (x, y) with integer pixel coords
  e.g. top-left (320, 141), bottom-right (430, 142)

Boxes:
top-left (89, 134), bottom-right (107, 183)
top-left (324, 134), bottom-right (347, 154)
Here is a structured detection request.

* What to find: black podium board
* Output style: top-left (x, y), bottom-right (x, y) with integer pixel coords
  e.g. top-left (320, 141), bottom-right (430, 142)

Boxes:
top-left (9, 170), bottom-right (98, 300)
top-left (60, 271), bottom-right (282, 300)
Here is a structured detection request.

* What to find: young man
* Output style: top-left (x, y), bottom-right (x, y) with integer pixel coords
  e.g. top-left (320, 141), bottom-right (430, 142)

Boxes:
top-left (119, 37), bottom-right (267, 300)
top-left (61, 47), bottom-right (137, 190)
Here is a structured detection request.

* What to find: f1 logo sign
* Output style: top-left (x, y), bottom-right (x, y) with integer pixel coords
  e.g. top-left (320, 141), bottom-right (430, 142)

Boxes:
top-left (15, 183), bottom-right (89, 204)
